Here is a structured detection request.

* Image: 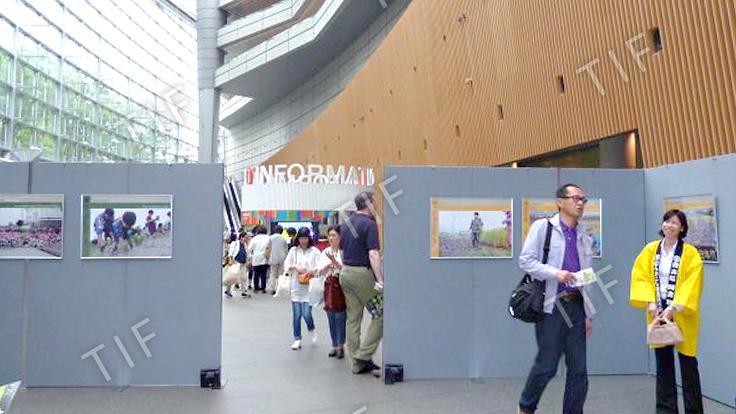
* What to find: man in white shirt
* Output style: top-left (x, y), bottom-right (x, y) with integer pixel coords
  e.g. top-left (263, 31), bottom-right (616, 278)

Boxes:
top-left (267, 225), bottom-right (289, 294)
top-left (248, 225), bottom-right (272, 293)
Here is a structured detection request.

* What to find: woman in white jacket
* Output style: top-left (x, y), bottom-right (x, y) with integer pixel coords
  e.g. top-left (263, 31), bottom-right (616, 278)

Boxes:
top-left (284, 227), bottom-right (321, 350)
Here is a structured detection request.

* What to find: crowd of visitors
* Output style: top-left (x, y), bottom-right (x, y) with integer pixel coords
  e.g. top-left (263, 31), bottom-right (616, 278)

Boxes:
top-left (221, 192), bottom-right (384, 378)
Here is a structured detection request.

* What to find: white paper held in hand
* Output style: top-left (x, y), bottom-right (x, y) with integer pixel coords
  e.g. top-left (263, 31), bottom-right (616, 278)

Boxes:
top-left (573, 267), bottom-right (597, 287)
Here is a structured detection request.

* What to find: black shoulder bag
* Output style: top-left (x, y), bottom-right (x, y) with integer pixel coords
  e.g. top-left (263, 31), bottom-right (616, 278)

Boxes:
top-left (508, 220), bottom-right (553, 323)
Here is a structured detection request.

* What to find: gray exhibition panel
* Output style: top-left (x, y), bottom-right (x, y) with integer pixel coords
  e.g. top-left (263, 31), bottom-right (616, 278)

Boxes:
top-left (382, 166), bottom-right (648, 379)
top-left (0, 162), bottom-right (30, 384)
top-left (559, 169), bottom-right (649, 376)
top-left (0, 163), bottom-right (223, 387)
top-left (644, 155), bottom-right (736, 406)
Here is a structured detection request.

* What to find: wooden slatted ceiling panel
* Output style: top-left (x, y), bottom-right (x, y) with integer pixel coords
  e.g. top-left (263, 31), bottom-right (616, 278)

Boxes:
top-left (263, 0), bottom-right (736, 172)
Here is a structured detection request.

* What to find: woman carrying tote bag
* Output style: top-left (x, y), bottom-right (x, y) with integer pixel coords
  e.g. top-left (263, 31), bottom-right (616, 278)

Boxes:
top-left (630, 209), bottom-right (704, 414)
top-left (317, 226), bottom-right (347, 359)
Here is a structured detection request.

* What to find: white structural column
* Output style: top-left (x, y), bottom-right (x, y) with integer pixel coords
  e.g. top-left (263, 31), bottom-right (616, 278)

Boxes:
top-left (197, 0), bottom-right (226, 163)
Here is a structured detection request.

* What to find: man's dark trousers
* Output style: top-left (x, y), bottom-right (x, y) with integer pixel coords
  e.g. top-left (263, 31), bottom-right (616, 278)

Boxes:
top-left (519, 296), bottom-right (588, 414)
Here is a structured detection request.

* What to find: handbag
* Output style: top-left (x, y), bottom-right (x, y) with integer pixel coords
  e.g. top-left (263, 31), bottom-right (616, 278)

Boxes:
top-left (324, 276), bottom-right (346, 312)
top-left (297, 272), bottom-right (312, 285)
top-left (508, 220), bottom-right (553, 323)
top-left (647, 317), bottom-right (684, 346)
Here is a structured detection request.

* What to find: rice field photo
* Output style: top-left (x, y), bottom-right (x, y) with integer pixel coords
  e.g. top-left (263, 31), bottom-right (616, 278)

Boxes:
top-left (665, 195), bottom-right (719, 263)
top-left (431, 198), bottom-right (512, 259)
top-left (521, 198), bottom-right (603, 257)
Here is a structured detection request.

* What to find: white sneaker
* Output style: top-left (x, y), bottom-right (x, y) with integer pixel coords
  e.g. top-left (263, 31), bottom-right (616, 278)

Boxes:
top-left (291, 340), bottom-right (302, 350)
top-left (310, 330), bottom-right (318, 344)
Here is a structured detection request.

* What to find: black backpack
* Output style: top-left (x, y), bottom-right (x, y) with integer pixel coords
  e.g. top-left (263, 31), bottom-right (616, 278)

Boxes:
top-left (508, 220), bottom-right (553, 323)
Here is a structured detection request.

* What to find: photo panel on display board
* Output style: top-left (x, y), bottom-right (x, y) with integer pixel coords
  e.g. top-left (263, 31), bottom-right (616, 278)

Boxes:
top-left (430, 198), bottom-right (513, 259)
top-left (521, 198), bottom-right (603, 258)
top-left (81, 194), bottom-right (173, 259)
top-left (664, 194), bottom-right (719, 263)
top-left (0, 194), bottom-right (64, 259)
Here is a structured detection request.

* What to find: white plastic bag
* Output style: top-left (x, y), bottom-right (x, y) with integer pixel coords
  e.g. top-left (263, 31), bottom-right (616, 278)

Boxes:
top-left (308, 277), bottom-right (325, 307)
top-left (274, 273), bottom-right (291, 298)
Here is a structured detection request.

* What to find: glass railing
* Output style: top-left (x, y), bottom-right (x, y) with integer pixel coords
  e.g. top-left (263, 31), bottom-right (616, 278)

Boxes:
top-left (219, 95), bottom-right (253, 120)
top-left (218, 0), bottom-right (304, 47)
top-left (215, 0), bottom-right (344, 85)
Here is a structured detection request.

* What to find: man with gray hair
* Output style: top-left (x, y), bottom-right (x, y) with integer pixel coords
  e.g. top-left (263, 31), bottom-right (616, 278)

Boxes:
top-left (339, 191), bottom-right (384, 377)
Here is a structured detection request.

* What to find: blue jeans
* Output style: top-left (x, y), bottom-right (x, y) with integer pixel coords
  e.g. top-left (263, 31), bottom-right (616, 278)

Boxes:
top-left (291, 301), bottom-right (315, 340)
top-left (326, 310), bottom-right (347, 347)
top-left (519, 297), bottom-right (588, 414)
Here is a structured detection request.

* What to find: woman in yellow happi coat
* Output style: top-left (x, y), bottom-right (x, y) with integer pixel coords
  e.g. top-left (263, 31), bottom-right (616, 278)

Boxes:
top-left (630, 209), bottom-right (704, 414)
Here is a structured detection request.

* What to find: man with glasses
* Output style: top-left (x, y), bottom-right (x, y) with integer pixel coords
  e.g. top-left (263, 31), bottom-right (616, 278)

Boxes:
top-left (517, 183), bottom-right (595, 414)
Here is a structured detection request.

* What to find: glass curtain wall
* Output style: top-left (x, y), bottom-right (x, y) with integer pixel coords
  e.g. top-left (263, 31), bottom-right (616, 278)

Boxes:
top-left (0, 0), bottom-right (198, 162)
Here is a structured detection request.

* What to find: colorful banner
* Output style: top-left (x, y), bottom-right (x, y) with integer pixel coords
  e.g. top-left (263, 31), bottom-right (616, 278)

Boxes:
top-left (241, 210), bottom-right (332, 227)
top-left (664, 194), bottom-right (719, 263)
top-left (242, 210), bottom-right (334, 227)
top-left (430, 198), bottom-right (513, 259)
top-left (521, 198), bottom-right (603, 257)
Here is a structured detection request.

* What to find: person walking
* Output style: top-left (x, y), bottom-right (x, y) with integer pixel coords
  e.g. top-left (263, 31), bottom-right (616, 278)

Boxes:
top-left (267, 225), bottom-right (289, 295)
top-left (631, 209), bottom-right (704, 414)
top-left (222, 231), bottom-right (238, 298)
top-left (517, 183), bottom-right (595, 414)
top-left (339, 192), bottom-right (384, 376)
top-left (317, 226), bottom-right (347, 359)
top-left (469, 212), bottom-right (484, 248)
top-left (286, 227), bottom-right (297, 249)
top-left (248, 225), bottom-right (271, 293)
top-left (284, 227), bottom-right (321, 350)
top-left (228, 232), bottom-right (251, 298)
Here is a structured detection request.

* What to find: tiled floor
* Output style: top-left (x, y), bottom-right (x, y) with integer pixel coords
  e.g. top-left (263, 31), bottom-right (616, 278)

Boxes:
top-left (11, 290), bottom-right (734, 413)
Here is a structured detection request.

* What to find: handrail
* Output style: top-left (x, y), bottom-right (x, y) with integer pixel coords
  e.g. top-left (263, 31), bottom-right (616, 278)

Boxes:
top-left (215, 0), bottom-right (343, 85)
top-left (218, 0), bottom-right (304, 41)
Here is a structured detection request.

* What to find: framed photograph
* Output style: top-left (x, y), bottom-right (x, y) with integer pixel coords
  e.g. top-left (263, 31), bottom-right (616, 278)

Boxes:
top-left (664, 194), bottom-right (719, 263)
top-left (0, 194), bottom-right (64, 259)
top-left (81, 194), bottom-right (173, 259)
top-left (430, 198), bottom-right (513, 259)
top-left (521, 198), bottom-right (603, 258)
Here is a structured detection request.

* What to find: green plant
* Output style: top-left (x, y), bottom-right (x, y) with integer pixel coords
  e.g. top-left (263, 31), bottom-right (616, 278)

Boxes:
top-left (480, 228), bottom-right (509, 248)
